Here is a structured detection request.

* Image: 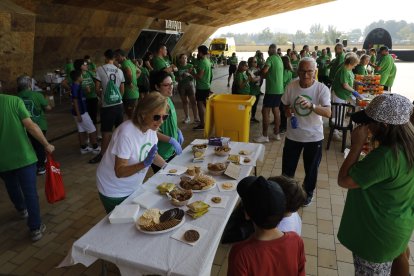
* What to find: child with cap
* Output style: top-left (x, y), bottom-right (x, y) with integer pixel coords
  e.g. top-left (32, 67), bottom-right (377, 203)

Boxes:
top-left (269, 175), bottom-right (306, 235)
top-left (338, 93), bottom-right (414, 275)
top-left (228, 176), bottom-right (306, 276)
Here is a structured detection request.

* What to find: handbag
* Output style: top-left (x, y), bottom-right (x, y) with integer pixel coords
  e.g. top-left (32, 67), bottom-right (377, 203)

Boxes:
top-left (45, 153), bottom-right (66, 203)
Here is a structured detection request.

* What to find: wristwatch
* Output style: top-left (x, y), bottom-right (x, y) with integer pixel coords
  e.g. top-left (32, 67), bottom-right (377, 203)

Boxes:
top-left (310, 104), bottom-right (316, 111)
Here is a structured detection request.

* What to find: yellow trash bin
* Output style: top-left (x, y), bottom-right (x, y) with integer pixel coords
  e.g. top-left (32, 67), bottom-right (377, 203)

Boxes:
top-left (204, 94), bottom-right (255, 142)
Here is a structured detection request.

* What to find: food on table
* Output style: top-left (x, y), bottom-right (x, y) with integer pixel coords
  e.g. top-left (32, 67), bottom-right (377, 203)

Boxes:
top-left (156, 183), bottom-right (176, 194)
top-left (184, 229), bottom-right (200, 242)
top-left (194, 166), bottom-right (201, 175)
top-left (211, 196), bottom-right (222, 203)
top-left (168, 169), bottom-right (177, 173)
top-left (137, 208), bottom-right (184, 232)
top-left (207, 163), bottom-right (227, 171)
top-left (186, 167), bottom-right (196, 176)
top-left (238, 150), bottom-right (251, 155)
top-left (186, 200), bottom-right (210, 219)
top-left (214, 146), bottom-right (231, 156)
top-left (221, 182), bottom-right (234, 190)
top-left (168, 187), bottom-right (193, 206)
top-left (227, 154), bottom-right (240, 164)
top-left (243, 157), bottom-right (251, 163)
top-left (180, 174), bottom-right (215, 190)
top-left (194, 151), bottom-right (204, 158)
top-left (192, 144), bottom-right (207, 152)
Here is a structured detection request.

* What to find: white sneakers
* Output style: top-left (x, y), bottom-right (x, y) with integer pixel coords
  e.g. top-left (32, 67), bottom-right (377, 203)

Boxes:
top-left (273, 134), bottom-right (281, 141)
top-left (183, 117), bottom-right (191, 124)
top-left (81, 146), bottom-right (101, 154)
top-left (254, 135), bottom-right (269, 143)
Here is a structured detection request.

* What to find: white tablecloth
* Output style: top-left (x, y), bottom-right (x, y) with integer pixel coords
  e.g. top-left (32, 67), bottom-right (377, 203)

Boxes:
top-left (59, 141), bottom-right (265, 276)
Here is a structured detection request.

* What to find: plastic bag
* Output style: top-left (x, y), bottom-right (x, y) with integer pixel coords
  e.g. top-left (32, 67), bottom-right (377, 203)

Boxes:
top-left (45, 154), bottom-right (66, 203)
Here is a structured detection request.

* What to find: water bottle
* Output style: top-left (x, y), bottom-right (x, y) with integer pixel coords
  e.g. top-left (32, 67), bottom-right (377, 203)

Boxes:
top-left (290, 113), bottom-right (298, 129)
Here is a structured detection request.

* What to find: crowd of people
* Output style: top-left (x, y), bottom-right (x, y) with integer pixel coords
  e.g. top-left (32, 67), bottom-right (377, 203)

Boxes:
top-left (1, 39), bottom-right (413, 276)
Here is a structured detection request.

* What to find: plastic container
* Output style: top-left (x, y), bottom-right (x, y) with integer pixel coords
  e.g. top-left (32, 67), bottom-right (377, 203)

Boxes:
top-left (204, 94), bottom-right (255, 142)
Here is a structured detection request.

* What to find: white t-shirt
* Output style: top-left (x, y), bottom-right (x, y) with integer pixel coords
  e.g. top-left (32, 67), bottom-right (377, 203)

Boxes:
top-left (95, 64), bottom-right (125, 107)
top-left (96, 120), bottom-right (158, 197)
top-left (277, 212), bottom-right (302, 235)
top-left (281, 79), bottom-right (331, 142)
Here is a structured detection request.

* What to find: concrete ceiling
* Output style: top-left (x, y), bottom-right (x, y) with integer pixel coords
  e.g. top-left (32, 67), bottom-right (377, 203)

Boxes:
top-left (48, 0), bottom-right (333, 27)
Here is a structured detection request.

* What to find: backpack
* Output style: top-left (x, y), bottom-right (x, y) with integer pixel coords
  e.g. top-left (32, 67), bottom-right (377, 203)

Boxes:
top-left (102, 66), bottom-right (122, 105)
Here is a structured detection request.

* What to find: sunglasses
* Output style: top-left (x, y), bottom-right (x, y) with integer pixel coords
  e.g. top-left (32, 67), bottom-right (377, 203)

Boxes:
top-left (153, 114), bottom-right (169, 121)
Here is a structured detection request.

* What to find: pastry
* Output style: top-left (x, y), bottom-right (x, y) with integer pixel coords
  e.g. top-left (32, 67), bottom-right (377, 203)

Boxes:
top-left (194, 166), bottom-right (201, 175)
top-left (243, 158), bottom-right (251, 163)
top-left (159, 208), bottom-right (179, 223)
top-left (211, 196), bottom-right (222, 203)
top-left (168, 169), bottom-right (177, 173)
top-left (239, 150), bottom-right (250, 155)
top-left (186, 167), bottom-right (195, 176)
top-left (157, 183), bottom-right (175, 194)
top-left (227, 154), bottom-right (240, 164)
top-left (221, 182), bottom-right (234, 190)
top-left (184, 229), bottom-right (200, 242)
top-left (208, 163), bottom-right (226, 171)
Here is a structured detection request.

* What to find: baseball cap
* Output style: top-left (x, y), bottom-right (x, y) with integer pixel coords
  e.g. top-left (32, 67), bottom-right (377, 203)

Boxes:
top-left (351, 93), bottom-right (413, 125)
top-left (237, 176), bottom-right (286, 229)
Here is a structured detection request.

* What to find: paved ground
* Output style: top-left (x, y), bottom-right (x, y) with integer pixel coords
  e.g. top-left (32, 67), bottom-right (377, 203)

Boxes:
top-left (1, 65), bottom-right (413, 275)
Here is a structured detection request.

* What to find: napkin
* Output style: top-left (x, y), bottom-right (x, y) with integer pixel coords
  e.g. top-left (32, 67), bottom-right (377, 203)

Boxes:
top-left (204, 194), bottom-right (229, 208)
top-left (108, 204), bottom-right (140, 224)
top-left (171, 223), bottom-right (208, 246)
top-left (132, 190), bottom-right (163, 209)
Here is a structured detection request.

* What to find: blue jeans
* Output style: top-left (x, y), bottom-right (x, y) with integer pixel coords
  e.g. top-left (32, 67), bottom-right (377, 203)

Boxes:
top-left (0, 163), bottom-right (42, 231)
top-left (282, 138), bottom-right (323, 197)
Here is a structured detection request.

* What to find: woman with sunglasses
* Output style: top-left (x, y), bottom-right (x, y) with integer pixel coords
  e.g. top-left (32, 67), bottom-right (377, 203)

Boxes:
top-left (150, 70), bottom-right (184, 173)
top-left (96, 92), bottom-right (168, 213)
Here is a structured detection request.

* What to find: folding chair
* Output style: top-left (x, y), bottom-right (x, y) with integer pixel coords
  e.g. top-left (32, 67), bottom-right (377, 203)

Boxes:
top-left (326, 103), bottom-right (355, 153)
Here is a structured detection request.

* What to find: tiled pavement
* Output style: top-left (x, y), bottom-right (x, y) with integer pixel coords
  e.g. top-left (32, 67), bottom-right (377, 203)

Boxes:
top-left (1, 65), bottom-right (413, 276)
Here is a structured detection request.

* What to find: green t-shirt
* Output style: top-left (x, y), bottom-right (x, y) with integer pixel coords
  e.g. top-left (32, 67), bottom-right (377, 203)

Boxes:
top-left (88, 62), bottom-right (96, 72)
top-left (248, 68), bottom-right (261, 96)
top-left (121, 59), bottom-right (139, 100)
top-left (264, 54), bottom-right (284, 94)
top-left (235, 71), bottom-right (250, 94)
top-left (137, 66), bottom-right (149, 86)
top-left (385, 63), bottom-right (397, 88)
top-left (229, 56), bottom-right (238, 66)
top-left (353, 64), bottom-right (368, 76)
top-left (329, 52), bottom-right (345, 81)
top-left (195, 57), bottom-right (212, 90)
top-left (157, 97), bottom-right (178, 160)
top-left (65, 63), bottom-right (74, 76)
top-left (283, 69), bottom-right (292, 91)
top-left (370, 55), bottom-right (376, 65)
top-left (376, 54), bottom-right (394, 86)
top-left (18, 90), bottom-right (49, 131)
top-left (176, 64), bottom-right (194, 84)
top-left (338, 146), bottom-right (414, 263)
top-left (332, 65), bottom-right (354, 100)
top-left (256, 56), bottom-right (265, 69)
top-left (82, 71), bottom-right (97, 99)
top-left (291, 59), bottom-right (299, 78)
top-left (0, 95), bottom-right (37, 172)
top-left (152, 56), bottom-right (176, 83)
top-left (316, 55), bottom-right (330, 77)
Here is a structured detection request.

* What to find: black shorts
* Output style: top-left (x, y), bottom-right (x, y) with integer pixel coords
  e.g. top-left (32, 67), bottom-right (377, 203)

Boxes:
top-left (229, 64), bottom-right (237, 74)
top-left (196, 89), bottom-right (210, 102)
top-left (100, 104), bottom-right (124, 132)
top-left (86, 97), bottom-right (99, 124)
top-left (263, 94), bottom-right (282, 108)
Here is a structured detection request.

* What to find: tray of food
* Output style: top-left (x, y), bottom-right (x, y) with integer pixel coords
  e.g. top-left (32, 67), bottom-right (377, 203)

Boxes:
top-left (136, 208), bottom-right (185, 234)
top-left (179, 174), bottom-right (216, 192)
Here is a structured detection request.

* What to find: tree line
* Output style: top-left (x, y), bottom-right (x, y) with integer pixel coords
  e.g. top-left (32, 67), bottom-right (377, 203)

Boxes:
top-left (213, 20), bottom-right (414, 46)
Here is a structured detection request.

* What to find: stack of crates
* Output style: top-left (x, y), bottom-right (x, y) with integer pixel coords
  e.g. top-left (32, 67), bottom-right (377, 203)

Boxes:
top-left (355, 74), bottom-right (384, 95)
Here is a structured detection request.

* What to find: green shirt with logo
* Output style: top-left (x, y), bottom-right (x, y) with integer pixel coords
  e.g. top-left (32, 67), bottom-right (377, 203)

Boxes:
top-left (157, 97), bottom-right (178, 160)
top-left (353, 64), bottom-right (368, 76)
top-left (195, 57), bottom-right (212, 90)
top-left (0, 95), bottom-right (37, 172)
top-left (264, 54), bottom-right (284, 94)
top-left (338, 146), bottom-right (414, 263)
top-left (376, 54), bottom-right (394, 86)
top-left (137, 66), bottom-right (149, 86)
top-left (82, 71), bottom-right (97, 99)
top-left (329, 52), bottom-right (345, 81)
top-left (283, 69), bottom-right (293, 91)
top-left (316, 55), bottom-right (330, 77)
top-left (65, 63), bottom-right (74, 76)
top-left (121, 59), bottom-right (139, 100)
top-left (229, 56), bottom-right (238, 66)
top-left (332, 65), bottom-right (354, 100)
top-left (18, 90), bottom-right (49, 131)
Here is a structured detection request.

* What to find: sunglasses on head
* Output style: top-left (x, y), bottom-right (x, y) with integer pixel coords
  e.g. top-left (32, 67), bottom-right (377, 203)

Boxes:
top-left (153, 114), bottom-right (169, 121)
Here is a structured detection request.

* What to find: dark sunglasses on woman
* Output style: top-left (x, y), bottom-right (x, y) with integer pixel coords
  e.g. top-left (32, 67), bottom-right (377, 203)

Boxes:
top-left (153, 114), bottom-right (169, 121)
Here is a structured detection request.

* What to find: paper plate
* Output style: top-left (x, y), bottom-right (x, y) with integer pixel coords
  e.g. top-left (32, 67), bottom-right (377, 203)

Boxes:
top-left (137, 216), bottom-right (186, 235)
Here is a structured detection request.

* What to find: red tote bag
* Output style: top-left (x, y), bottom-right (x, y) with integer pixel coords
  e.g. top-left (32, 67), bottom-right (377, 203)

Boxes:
top-left (45, 154), bottom-right (66, 203)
